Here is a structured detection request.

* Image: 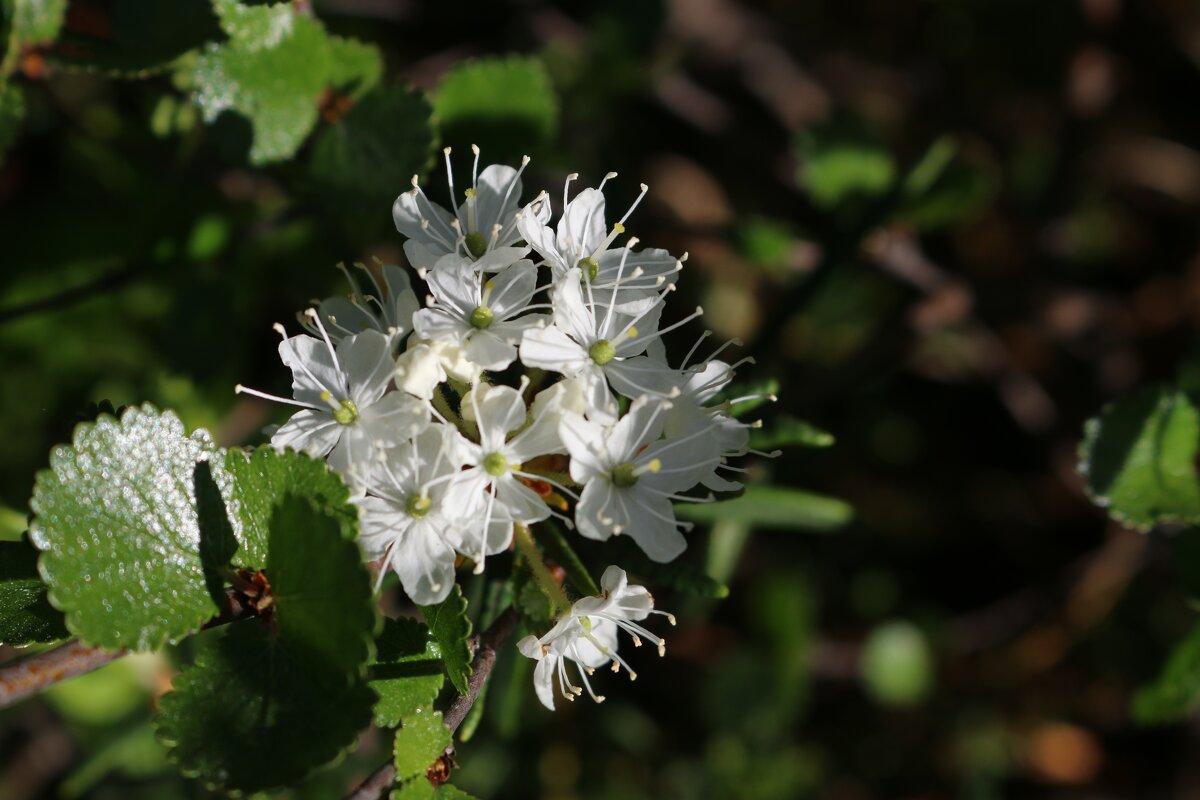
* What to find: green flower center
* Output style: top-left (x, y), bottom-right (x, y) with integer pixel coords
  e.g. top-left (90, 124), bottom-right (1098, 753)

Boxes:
top-left (589, 339), bottom-right (616, 366)
top-left (577, 256), bottom-right (600, 282)
top-left (332, 398), bottom-right (359, 426)
top-left (483, 452), bottom-right (509, 477)
top-left (470, 305), bottom-right (494, 329)
top-left (464, 231), bottom-right (488, 259)
top-left (405, 494), bottom-right (432, 519)
top-left (611, 462), bottom-right (639, 488)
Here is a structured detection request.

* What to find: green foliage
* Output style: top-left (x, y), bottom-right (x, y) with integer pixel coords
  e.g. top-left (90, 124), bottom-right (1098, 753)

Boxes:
top-left (0, 538), bottom-right (67, 644)
top-left (1133, 622), bottom-right (1200, 724)
top-left (155, 495), bottom-right (376, 793)
top-left (675, 486), bottom-right (854, 532)
top-left (50, 0), bottom-right (219, 75)
top-left (309, 85), bottom-right (436, 211)
top-left (796, 119), bottom-right (896, 210)
top-left (393, 779), bottom-right (479, 800)
top-left (370, 617), bottom-right (446, 728)
top-left (532, 521), bottom-right (599, 597)
top-left (392, 709), bottom-right (452, 782)
top-left (750, 416), bottom-right (835, 450)
top-left (2, 0), bottom-right (67, 49)
top-left (0, 82), bottom-right (23, 162)
top-left (897, 139), bottom-right (998, 231)
top-left (219, 446), bottom-right (355, 575)
top-left (1079, 385), bottom-right (1200, 532)
top-left (859, 621), bottom-right (933, 706)
top-left (419, 584), bottom-right (474, 695)
top-left (433, 56), bottom-right (558, 160)
top-left (184, 2), bottom-right (383, 164)
top-left (29, 405), bottom-right (222, 650)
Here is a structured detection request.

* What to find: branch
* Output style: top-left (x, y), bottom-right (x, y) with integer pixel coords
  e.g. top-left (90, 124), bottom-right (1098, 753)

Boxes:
top-left (0, 641), bottom-right (125, 708)
top-left (345, 608), bottom-right (518, 800)
top-left (0, 263), bottom-right (144, 325)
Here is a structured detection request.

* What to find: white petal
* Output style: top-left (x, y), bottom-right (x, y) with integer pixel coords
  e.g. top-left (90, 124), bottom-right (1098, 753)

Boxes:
top-left (403, 239), bottom-right (442, 272)
top-left (471, 164), bottom-right (522, 231)
top-left (393, 189), bottom-right (456, 245)
top-left (519, 326), bottom-right (591, 375)
top-left (413, 306), bottom-right (472, 344)
top-left (550, 271), bottom-right (597, 346)
top-left (340, 330), bottom-right (395, 406)
top-left (394, 342), bottom-right (447, 400)
top-left (395, 520), bottom-right (458, 605)
top-left (574, 480), bottom-right (615, 541)
top-left (382, 264), bottom-right (421, 334)
top-left (532, 653), bottom-right (558, 710)
top-left (474, 384), bottom-right (527, 443)
top-left (558, 414), bottom-right (608, 483)
top-left (623, 489), bottom-right (687, 562)
top-left (605, 357), bottom-right (676, 401)
top-left (357, 391), bottom-right (429, 442)
top-left (279, 334), bottom-right (343, 406)
top-left (473, 245), bottom-right (532, 273)
top-left (556, 187), bottom-right (607, 259)
top-left (486, 260), bottom-right (538, 319)
top-left (497, 478), bottom-right (550, 524)
top-left (271, 410), bottom-right (340, 457)
top-left (464, 332), bottom-right (517, 371)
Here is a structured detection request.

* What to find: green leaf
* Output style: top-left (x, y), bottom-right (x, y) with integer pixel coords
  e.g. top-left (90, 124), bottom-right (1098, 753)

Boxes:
top-left (155, 495), bottom-right (376, 793)
top-left (0, 83), bottom-right (24, 162)
top-left (194, 461), bottom-right (238, 608)
top-left (48, 0), bottom-right (220, 76)
top-left (326, 36), bottom-right (383, 96)
top-left (860, 621), bottom-right (933, 706)
top-left (1133, 622), bottom-right (1200, 724)
top-left (901, 135), bottom-right (957, 200)
top-left (3, 0), bottom-right (68, 48)
top-left (896, 155), bottom-right (998, 231)
top-left (29, 404), bottom-right (221, 650)
top-left (156, 621), bottom-right (375, 793)
top-left (1079, 386), bottom-right (1200, 532)
top-left (308, 85), bottom-right (435, 211)
top-left (796, 119), bottom-right (896, 210)
top-left (0, 539), bottom-right (67, 645)
top-left (749, 416), bottom-right (835, 450)
top-left (419, 584), bottom-right (473, 695)
top-left (266, 493), bottom-right (375, 676)
top-left (392, 780), bottom-right (481, 800)
top-left (433, 56), bottom-right (557, 159)
top-left (393, 709), bottom-right (451, 782)
top-left (220, 446), bottom-right (355, 569)
top-left (675, 486), bottom-right (854, 532)
top-left (369, 617), bottom-right (445, 728)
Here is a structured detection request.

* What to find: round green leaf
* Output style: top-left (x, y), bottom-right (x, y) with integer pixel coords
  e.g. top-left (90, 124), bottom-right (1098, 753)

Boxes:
top-left (29, 405), bottom-right (221, 651)
top-left (308, 85), bottom-right (435, 211)
top-left (1079, 385), bottom-right (1200, 531)
top-left (370, 617), bottom-right (446, 728)
top-left (155, 495), bottom-right (377, 793)
top-left (433, 56), bottom-right (557, 160)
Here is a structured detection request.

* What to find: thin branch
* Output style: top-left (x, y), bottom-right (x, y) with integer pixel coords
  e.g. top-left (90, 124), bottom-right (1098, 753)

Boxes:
top-left (0, 263), bottom-right (145, 325)
top-left (0, 641), bottom-right (125, 708)
top-left (345, 608), bottom-right (518, 800)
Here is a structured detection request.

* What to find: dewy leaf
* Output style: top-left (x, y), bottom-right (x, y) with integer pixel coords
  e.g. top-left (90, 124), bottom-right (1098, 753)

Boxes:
top-left (3, 0), bottom-right (68, 48)
top-left (0, 83), bottom-right (24, 163)
top-left (369, 617), bottom-right (445, 728)
top-left (419, 584), bottom-right (473, 695)
top-left (155, 495), bottom-right (377, 793)
top-left (0, 539), bottom-right (67, 645)
top-left (194, 461), bottom-right (238, 608)
top-left (156, 620), bottom-right (376, 793)
top-left (184, 3), bottom-right (383, 165)
top-left (433, 56), bottom-right (557, 159)
top-left (1133, 622), bottom-right (1200, 724)
top-left (392, 709), bottom-right (451, 782)
top-left (1079, 385), bottom-right (1200, 531)
top-left (308, 85), bottom-right (435, 211)
top-left (220, 446), bottom-right (354, 569)
top-left (29, 404), bottom-right (221, 651)
top-left (675, 486), bottom-right (854, 532)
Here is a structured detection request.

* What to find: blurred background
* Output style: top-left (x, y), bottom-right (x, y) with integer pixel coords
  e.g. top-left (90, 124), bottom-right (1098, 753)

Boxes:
top-left (4, 0), bottom-right (1200, 797)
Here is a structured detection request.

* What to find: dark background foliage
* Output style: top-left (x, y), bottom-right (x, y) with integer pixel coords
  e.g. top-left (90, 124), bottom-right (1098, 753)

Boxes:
top-left (4, 0), bottom-right (1200, 797)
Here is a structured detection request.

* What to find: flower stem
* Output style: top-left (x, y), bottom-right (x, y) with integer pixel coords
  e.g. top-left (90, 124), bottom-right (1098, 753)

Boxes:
top-left (513, 523), bottom-right (572, 615)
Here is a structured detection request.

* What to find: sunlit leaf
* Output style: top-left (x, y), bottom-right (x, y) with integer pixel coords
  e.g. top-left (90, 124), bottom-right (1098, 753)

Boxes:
top-left (419, 584), bottom-right (473, 695)
top-left (392, 708), bottom-right (451, 782)
top-left (433, 56), bottom-right (557, 159)
top-left (1134, 622), bottom-right (1200, 724)
top-left (675, 486), bottom-right (854, 532)
top-left (370, 617), bottom-right (446, 728)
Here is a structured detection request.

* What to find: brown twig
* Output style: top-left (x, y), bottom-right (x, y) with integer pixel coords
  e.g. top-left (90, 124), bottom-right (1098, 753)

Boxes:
top-left (0, 641), bottom-right (125, 708)
top-left (345, 608), bottom-right (518, 800)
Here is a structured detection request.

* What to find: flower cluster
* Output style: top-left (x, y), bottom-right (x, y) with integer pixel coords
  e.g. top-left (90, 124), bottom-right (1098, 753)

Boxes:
top-left (238, 148), bottom-right (771, 708)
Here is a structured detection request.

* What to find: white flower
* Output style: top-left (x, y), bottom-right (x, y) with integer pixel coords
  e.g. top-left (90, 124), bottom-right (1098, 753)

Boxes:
top-left (442, 383), bottom-right (571, 571)
top-left (412, 255), bottom-right (547, 372)
top-left (393, 338), bottom-right (483, 401)
top-left (517, 176), bottom-right (682, 296)
top-left (519, 269), bottom-right (695, 417)
top-left (354, 425), bottom-right (474, 604)
top-left (393, 146), bottom-right (544, 271)
top-left (237, 320), bottom-right (428, 476)
top-left (559, 397), bottom-right (720, 562)
top-left (519, 565), bottom-right (674, 710)
top-left (300, 261), bottom-right (419, 349)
